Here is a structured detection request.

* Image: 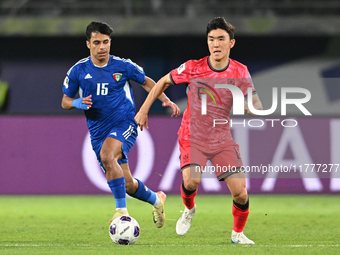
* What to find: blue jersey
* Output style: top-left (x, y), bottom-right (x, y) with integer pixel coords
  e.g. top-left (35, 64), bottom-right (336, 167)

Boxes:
top-left (63, 55), bottom-right (146, 146)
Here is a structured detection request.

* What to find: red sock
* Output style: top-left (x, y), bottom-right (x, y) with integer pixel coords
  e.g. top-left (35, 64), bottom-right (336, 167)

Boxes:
top-left (180, 184), bottom-right (197, 210)
top-left (232, 203), bottom-right (249, 232)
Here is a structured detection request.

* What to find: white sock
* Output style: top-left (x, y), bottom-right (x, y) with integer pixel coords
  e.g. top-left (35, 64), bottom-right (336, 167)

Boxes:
top-left (153, 195), bottom-right (161, 207)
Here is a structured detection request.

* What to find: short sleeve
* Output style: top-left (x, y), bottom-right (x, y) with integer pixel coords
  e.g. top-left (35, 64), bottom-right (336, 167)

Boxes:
top-left (238, 68), bottom-right (256, 98)
top-left (62, 66), bottom-right (79, 98)
top-left (170, 61), bottom-right (192, 85)
top-left (125, 59), bottom-right (146, 84)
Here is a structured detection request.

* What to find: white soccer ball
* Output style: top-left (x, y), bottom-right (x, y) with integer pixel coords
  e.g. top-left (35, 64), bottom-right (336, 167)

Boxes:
top-left (109, 216), bottom-right (140, 245)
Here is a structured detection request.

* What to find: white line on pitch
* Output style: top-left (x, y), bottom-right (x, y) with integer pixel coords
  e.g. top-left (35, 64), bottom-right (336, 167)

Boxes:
top-left (1, 244), bottom-right (339, 248)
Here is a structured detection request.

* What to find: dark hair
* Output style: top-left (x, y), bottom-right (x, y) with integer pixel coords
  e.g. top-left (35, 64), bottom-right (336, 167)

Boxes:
top-left (86, 21), bottom-right (114, 41)
top-left (206, 17), bottom-right (237, 40)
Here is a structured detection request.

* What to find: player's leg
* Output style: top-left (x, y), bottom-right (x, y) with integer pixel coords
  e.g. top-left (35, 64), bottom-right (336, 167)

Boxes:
top-left (176, 140), bottom-right (204, 235)
top-left (100, 137), bottom-right (129, 222)
top-left (211, 144), bottom-right (254, 244)
top-left (181, 166), bottom-right (200, 209)
top-left (102, 121), bottom-right (141, 223)
top-left (176, 166), bottom-right (201, 235)
top-left (225, 173), bottom-right (254, 244)
top-left (121, 163), bottom-right (166, 228)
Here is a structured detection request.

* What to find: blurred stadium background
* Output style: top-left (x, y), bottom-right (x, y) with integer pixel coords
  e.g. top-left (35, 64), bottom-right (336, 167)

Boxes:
top-left (0, 0), bottom-right (340, 195)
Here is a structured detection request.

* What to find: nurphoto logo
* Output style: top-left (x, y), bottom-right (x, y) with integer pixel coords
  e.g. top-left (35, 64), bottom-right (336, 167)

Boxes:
top-left (197, 82), bottom-right (312, 128)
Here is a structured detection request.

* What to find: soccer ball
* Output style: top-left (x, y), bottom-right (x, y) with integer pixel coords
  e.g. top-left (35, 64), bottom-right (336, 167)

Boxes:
top-left (109, 216), bottom-right (140, 245)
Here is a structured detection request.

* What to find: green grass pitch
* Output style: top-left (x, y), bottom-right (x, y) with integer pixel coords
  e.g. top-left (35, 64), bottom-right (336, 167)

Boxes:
top-left (0, 195), bottom-right (339, 254)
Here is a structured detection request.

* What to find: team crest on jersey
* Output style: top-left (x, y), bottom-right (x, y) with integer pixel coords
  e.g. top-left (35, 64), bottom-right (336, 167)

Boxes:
top-left (227, 78), bottom-right (235, 85)
top-left (177, 63), bottom-right (185, 74)
top-left (112, 73), bottom-right (123, 82)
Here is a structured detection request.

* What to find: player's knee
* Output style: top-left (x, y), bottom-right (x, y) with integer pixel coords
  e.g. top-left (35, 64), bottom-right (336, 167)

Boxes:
top-left (233, 189), bottom-right (248, 204)
top-left (100, 152), bottom-right (113, 167)
top-left (182, 168), bottom-right (201, 190)
top-left (100, 152), bottom-right (120, 170)
top-left (183, 178), bottom-right (200, 191)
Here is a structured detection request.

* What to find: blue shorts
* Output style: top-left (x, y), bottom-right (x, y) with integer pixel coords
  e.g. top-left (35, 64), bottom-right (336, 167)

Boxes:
top-left (92, 121), bottom-right (138, 172)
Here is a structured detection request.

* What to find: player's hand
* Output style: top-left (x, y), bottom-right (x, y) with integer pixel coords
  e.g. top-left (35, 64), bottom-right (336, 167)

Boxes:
top-left (244, 100), bottom-right (255, 116)
top-left (72, 95), bottom-right (93, 110)
top-left (162, 100), bottom-right (181, 117)
top-left (135, 111), bottom-right (148, 131)
top-left (244, 100), bottom-right (249, 115)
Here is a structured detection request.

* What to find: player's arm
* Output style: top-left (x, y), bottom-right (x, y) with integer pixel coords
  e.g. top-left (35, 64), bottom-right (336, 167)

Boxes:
top-left (140, 75), bottom-right (180, 119)
top-left (136, 73), bottom-right (176, 130)
top-left (142, 76), bottom-right (172, 103)
top-left (61, 94), bottom-right (93, 110)
top-left (244, 93), bottom-right (263, 116)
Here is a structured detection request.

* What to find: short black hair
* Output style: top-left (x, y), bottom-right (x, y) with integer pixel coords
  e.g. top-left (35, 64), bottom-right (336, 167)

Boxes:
top-left (86, 21), bottom-right (114, 41)
top-left (206, 17), bottom-right (237, 40)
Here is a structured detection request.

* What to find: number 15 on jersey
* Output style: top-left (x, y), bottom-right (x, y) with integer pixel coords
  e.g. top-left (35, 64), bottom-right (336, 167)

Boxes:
top-left (97, 83), bottom-right (108, 95)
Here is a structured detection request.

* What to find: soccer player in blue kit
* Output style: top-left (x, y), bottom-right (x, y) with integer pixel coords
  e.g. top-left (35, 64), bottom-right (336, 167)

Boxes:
top-left (61, 21), bottom-right (180, 227)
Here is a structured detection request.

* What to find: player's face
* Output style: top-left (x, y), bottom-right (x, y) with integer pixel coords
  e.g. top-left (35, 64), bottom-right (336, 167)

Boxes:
top-left (207, 28), bottom-right (235, 62)
top-left (86, 32), bottom-right (111, 66)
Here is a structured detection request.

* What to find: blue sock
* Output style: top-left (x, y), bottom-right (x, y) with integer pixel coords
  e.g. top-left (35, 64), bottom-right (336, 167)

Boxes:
top-left (131, 179), bottom-right (157, 205)
top-left (107, 177), bottom-right (126, 209)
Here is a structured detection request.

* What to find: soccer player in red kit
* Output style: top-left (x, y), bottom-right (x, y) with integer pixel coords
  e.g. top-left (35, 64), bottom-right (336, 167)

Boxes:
top-left (135, 17), bottom-right (263, 244)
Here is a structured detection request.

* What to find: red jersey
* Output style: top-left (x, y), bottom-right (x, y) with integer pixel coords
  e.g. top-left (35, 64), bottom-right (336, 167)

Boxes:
top-left (170, 56), bottom-right (256, 149)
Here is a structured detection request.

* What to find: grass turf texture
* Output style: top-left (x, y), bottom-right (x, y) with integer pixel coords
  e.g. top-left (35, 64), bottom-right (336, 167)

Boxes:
top-left (0, 195), bottom-right (339, 255)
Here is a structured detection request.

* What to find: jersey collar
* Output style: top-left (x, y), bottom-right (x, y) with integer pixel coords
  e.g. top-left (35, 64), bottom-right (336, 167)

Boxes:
top-left (207, 56), bottom-right (229, 72)
top-left (90, 55), bottom-right (110, 68)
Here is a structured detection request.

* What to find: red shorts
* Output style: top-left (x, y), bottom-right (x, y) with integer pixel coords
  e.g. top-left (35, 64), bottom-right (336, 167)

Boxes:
top-left (179, 138), bottom-right (244, 180)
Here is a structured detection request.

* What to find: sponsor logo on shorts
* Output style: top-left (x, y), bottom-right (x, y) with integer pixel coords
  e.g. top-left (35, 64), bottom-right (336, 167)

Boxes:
top-left (182, 154), bottom-right (189, 163)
